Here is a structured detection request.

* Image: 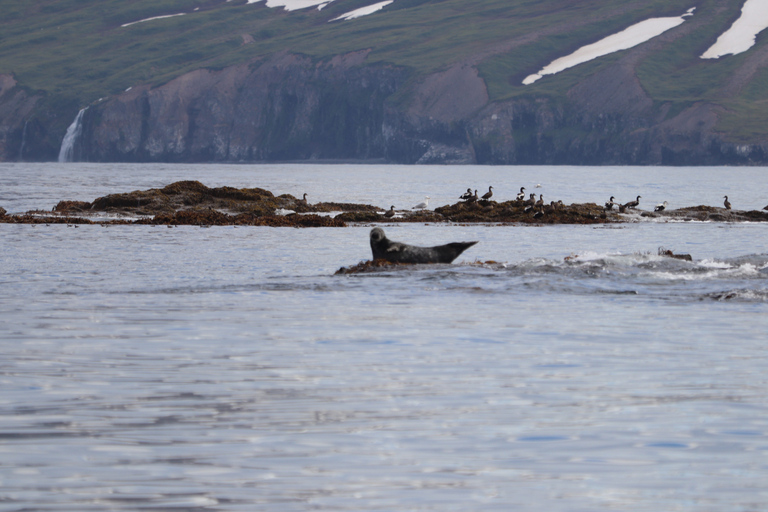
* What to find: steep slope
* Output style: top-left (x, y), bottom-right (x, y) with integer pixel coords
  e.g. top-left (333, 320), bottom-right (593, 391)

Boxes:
top-left (1, 0), bottom-right (767, 164)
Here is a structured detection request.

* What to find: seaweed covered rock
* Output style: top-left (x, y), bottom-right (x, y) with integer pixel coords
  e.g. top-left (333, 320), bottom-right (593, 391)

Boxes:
top-left (0, 206), bottom-right (6, 217)
top-left (335, 259), bottom-right (410, 274)
top-left (435, 200), bottom-right (613, 224)
top-left (52, 200), bottom-right (92, 214)
top-left (645, 205), bottom-right (768, 222)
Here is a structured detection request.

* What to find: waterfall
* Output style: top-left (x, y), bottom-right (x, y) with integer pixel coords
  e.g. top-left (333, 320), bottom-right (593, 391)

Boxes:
top-left (58, 107), bottom-right (87, 163)
top-left (19, 118), bottom-right (29, 162)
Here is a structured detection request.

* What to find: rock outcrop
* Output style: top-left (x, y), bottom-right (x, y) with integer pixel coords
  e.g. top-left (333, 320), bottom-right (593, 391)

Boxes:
top-left (0, 74), bottom-right (45, 162)
top-left (79, 52), bottom-right (407, 163)
top-left (63, 45), bottom-right (766, 166)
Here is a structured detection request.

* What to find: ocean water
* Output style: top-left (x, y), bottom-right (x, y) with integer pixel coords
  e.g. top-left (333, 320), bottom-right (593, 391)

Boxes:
top-left (1, 163), bottom-right (768, 511)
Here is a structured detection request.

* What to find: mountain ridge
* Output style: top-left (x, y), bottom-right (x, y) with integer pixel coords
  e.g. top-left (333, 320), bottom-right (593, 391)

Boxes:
top-left (1, 0), bottom-right (767, 164)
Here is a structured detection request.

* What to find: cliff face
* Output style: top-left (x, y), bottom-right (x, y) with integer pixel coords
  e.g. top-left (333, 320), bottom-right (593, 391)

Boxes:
top-left (4, 0), bottom-right (768, 165)
top-left (0, 75), bottom-right (46, 162)
top-left (69, 48), bottom-right (767, 166)
top-left (80, 52), bottom-right (407, 163)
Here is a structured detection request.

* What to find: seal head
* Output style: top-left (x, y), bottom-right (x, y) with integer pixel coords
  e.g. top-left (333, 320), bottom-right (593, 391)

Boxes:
top-left (369, 227), bottom-right (478, 264)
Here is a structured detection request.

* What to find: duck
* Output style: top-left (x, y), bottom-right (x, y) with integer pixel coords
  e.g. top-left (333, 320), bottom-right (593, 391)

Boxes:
top-left (516, 187), bottom-right (526, 201)
top-left (654, 201), bottom-right (668, 212)
top-left (384, 205), bottom-right (396, 218)
top-left (481, 186), bottom-right (494, 201)
top-left (624, 195), bottom-right (641, 209)
top-left (604, 196), bottom-right (615, 210)
top-left (460, 188), bottom-right (473, 201)
top-left (723, 195), bottom-right (731, 210)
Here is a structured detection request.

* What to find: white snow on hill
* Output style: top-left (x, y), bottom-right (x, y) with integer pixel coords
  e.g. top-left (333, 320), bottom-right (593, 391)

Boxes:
top-left (523, 8), bottom-right (695, 85)
top-left (701, 0), bottom-right (768, 59)
top-left (331, 1), bottom-right (394, 21)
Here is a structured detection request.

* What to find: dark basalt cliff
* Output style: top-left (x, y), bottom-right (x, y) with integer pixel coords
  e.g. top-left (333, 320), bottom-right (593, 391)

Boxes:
top-left (77, 52), bottom-right (407, 163)
top-left (61, 51), bottom-right (766, 166)
top-left (3, 0), bottom-right (768, 165)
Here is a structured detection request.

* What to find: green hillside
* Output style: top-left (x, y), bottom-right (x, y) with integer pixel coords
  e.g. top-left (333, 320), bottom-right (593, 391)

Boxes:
top-left (0, 0), bottom-right (736, 97)
top-left (2, 0), bottom-right (767, 159)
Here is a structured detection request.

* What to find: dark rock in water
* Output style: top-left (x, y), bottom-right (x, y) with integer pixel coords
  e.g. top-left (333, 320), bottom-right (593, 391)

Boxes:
top-left (335, 259), bottom-right (408, 274)
top-left (658, 248), bottom-right (692, 261)
top-left (0, 207), bottom-right (6, 217)
top-left (53, 200), bottom-right (91, 214)
top-left (369, 227), bottom-right (477, 264)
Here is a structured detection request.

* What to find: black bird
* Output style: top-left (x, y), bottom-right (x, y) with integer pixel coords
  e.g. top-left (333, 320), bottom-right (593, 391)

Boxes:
top-left (369, 227), bottom-right (478, 264)
top-left (654, 201), bottom-right (668, 212)
top-left (605, 196), bottom-right (615, 210)
top-left (481, 186), bottom-right (494, 201)
top-left (723, 196), bottom-right (731, 210)
top-left (624, 195), bottom-right (641, 209)
top-left (516, 187), bottom-right (526, 201)
top-left (523, 193), bottom-right (536, 212)
top-left (384, 205), bottom-right (395, 218)
top-left (460, 188), bottom-right (473, 201)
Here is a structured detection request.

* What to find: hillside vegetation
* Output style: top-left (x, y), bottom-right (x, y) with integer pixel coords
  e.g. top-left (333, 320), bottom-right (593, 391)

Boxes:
top-left (1, 0), bottom-right (767, 162)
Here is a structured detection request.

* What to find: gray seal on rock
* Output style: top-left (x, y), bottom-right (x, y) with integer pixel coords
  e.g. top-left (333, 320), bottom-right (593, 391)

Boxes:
top-left (369, 227), bottom-right (478, 264)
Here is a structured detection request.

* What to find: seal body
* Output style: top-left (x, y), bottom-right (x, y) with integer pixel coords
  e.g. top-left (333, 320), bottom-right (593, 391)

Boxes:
top-left (369, 227), bottom-right (477, 264)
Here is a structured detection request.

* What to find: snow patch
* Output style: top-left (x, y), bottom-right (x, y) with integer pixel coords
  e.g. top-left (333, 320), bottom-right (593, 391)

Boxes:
top-left (246, 0), bottom-right (334, 10)
top-left (330, 1), bottom-right (394, 21)
top-left (523, 8), bottom-right (694, 85)
top-left (701, 0), bottom-right (768, 59)
top-left (121, 13), bottom-right (186, 27)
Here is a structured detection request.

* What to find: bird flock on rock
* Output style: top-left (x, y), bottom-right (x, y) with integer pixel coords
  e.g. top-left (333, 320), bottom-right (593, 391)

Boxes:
top-left (364, 185), bottom-right (759, 219)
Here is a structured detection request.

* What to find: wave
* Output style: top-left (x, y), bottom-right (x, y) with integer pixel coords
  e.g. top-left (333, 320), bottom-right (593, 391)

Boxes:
top-left (339, 250), bottom-right (768, 302)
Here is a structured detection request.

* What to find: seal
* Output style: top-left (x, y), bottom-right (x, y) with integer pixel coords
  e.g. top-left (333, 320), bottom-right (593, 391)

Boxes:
top-left (369, 227), bottom-right (478, 264)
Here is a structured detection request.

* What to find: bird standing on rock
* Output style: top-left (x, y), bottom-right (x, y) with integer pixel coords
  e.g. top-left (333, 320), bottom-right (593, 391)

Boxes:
top-left (481, 186), bottom-right (494, 201)
top-left (605, 196), bottom-right (615, 210)
top-left (460, 188), bottom-right (473, 200)
top-left (516, 187), bottom-right (526, 201)
top-left (523, 193), bottom-right (536, 212)
top-left (723, 196), bottom-right (731, 210)
top-left (384, 206), bottom-right (395, 218)
top-left (413, 196), bottom-right (430, 210)
top-left (655, 201), bottom-right (668, 212)
top-left (624, 195), bottom-right (641, 209)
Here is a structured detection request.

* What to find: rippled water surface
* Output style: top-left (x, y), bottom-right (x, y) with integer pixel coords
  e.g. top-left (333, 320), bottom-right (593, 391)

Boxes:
top-left (2, 163), bottom-right (768, 511)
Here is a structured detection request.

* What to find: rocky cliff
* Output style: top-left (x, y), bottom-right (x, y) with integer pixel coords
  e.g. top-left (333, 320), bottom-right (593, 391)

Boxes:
top-left (63, 47), bottom-right (766, 166)
top-left (3, 0), bottom-right (768, 165)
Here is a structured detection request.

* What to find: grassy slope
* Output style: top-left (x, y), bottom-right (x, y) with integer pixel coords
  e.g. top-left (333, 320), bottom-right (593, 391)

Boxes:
top-left (1, 0), bottom-right (765, 142)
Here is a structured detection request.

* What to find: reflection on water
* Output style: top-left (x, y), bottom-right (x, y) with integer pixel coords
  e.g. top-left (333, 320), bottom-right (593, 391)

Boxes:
top-left (2, 164), bottom-right (768, 511)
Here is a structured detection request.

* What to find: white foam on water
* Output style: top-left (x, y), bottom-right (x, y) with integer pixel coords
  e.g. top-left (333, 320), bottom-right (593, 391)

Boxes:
top-left (523, 9), bottom-right (694, 85)
top-left (701, 0), bottom-right (768, 58)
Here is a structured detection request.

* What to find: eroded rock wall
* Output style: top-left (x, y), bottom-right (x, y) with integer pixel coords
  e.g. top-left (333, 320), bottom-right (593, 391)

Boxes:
top-left (80, 52), bottom-right (407, 162)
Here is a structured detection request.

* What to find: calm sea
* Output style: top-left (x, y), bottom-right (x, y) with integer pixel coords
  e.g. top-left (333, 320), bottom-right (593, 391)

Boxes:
top-left (1, 163), bottom-right (767, 511)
